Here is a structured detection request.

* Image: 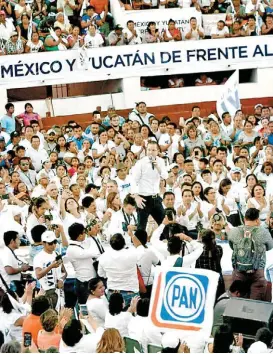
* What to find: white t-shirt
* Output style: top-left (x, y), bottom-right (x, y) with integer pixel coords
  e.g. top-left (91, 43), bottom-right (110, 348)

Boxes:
top-left (86, 296), bottom-right (108, 328)
top-left (59, 328), bottom-right (104, 353)
top-left (2, 247), bottom-right (21, 284)
top-left (210, 26), bottom-right (229, 37)
top-left (115, 176), bottom-right (132, 201)
top-left (105, 311), bottom-right (132, 337)
top-left (63, 212), bottom-right (86, 240)
top-left (33, 250), bottom-right (62, 291)
top-left (91, 140), bottom-right (115, 166)
top-left (84, 33), bottom-right (104, 48)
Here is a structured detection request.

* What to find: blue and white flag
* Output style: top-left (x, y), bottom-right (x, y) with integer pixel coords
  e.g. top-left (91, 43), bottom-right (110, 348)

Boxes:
top-left (217, 70), bottom-right (241, 118)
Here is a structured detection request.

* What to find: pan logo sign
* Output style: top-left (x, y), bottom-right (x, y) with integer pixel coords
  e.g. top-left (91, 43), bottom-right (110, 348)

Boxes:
top-left (150, 269), bottom-right (215, 331)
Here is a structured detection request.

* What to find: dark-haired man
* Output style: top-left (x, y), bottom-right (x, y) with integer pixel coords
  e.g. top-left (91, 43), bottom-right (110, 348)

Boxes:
top-left (98, 232), bottom-right (144, 307)
top-left (228, 208), bottom-right (273, 300)
top-left (2, 231), bottom-right (30, 296)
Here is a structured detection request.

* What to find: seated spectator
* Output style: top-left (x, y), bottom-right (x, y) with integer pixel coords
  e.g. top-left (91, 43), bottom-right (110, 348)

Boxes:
top-left (226, 0), bottom-right (246, 19)
top-left (59, 318), bottom-right (104, 352)
top-left (213, 0), bottom-right (230, 13)
top-left (211, 20), bottom-right (229, 39)
top-left (15, 0), bottom-right (32, 25)
top-left (141, 78), bottom-right (161, 91)
top-left (104, 293), bottom-right (138, 337)
top-left (144, 21), bottom-right (162, 43)
top-left (44, 26), bottom-right (68, 51)
top-left (96, 328), bottom-right (125, 353)
top-left (245, 0), bottom-right (265, 25)
top-left (80, 6), bottom-right (97, 35)
top-left (0, 11), bottom-right (15, 43)
top-left (5, 31), bottom-right (24, 55)
top-left (230, 20), bottom-right (245, 37)
top-left (25, 32), bottom-right (44, 53)
top-left (32, 0), bottom-right (48, 26)
top-left (244, 15), bottom-right (260, 36)
top-left (67, 26), bottom-right (83, 49)
top-left (38, 16), bottom-right (55, 39)
top-left (57, 0), bottom-right (78, 26)
top-left (16, 13), bottom-right (36, 44)
top-left (185, 17), bottom-right (205, 40)
top-left (163, 19), bottom-right (182, 42)
top-left (54, 12), bottom-right (71, 35)
top-left (123, 20), bottom-right (142, 45)
top-left (195, 74), bottom-right (216, 86)
top-left (0, 0), bottom-right (11, 17)
top-left (168, 76), bottom-right (184, 88)
top-left (84, 24), bottom-right (104, 48)
top-left (261, 14), bottom-right (273, 35)
top-left (108, 24), bottom-right (125, 46)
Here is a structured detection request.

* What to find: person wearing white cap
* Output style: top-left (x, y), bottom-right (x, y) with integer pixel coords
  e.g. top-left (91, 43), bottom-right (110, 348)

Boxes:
top-left (31, 173), bottom-right (49, 198)
top-left (33, 230), bottom-right (67, 308)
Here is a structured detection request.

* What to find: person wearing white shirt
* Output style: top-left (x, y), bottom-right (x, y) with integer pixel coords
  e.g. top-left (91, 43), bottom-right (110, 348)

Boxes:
top-left (2, 231), bottom-right (30, 296)
top-left (0, 15), bottom-right (15, 41)
top-left (211, 20), bottom-right (229, 39)
top-left (34, 231), bottom-right (67, 309)
top-left (135, 229), bottom-right (160, 294)
top-left (26, 136), bottom-right (49, 172)
top-left (115, 163), bottom-right (132, 202)
top-left (161, 233), bottom-right (204, 268)
top-left (86, 278), bottom-right (108, 328)
top-left (132, 141), bottom-right (168, 230)
top-left (129, 102), bottom-right (153, 126)
top-left (65, 223), bottom-right (101, 304)
top-left (123, 20), bottom-right (142, 45)
top-left (185, 17), bottom-right (204, 40)
top-left (159, 123), bottom-right (184, 162)
top-left (128, 298), bottom-right (162, 352)
top-left (98, 233), bottom-right (144, 307)
top-left (108, 194), bottom-right (137, 245)
top-left (84, 24), bottom-right (104, 48)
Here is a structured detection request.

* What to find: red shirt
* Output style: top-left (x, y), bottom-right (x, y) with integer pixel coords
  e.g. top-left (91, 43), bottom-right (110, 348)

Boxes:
top-left (90, 0), bottom-right (108, 13)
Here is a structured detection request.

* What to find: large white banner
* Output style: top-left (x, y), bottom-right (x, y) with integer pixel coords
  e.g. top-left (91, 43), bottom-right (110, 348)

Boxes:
top-left (217, 70), bottom-right (241, 118)
top-left (0, 36), bottom-right (273, 84)
top-left (149, 267), bottom-right (219, 337)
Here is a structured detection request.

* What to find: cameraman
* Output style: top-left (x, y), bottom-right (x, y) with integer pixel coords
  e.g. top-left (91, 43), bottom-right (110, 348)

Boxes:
top-left (33, 231), bottom-right (67, 308)
top-left (2, 231), bottom-right (30, 297)
top-left (150, 216), bottom-right (203, 263)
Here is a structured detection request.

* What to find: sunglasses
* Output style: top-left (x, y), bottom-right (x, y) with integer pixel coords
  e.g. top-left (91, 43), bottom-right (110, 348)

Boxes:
top-left (47, 240), bottom-right (57, 245)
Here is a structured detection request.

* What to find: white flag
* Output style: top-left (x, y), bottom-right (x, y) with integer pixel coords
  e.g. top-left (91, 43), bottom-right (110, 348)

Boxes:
top-left (216, 70), bottom-right (241, 119)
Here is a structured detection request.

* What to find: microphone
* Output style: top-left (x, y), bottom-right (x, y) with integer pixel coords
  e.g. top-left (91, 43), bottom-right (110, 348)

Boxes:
top-left (149, 156), bottom-right (154, 170)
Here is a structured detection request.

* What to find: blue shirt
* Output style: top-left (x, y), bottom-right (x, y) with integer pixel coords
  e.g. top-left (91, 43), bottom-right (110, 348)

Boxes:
top-left (268, 134), bottom-right (273, 145)
top-left (72, 136), bottom-right (85, 150)
top-left (1, 114), bottom-right (15, 134)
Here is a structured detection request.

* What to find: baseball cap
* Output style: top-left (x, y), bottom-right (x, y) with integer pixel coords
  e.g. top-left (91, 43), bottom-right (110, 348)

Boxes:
top-left (116, 163), bottom-right (126, 171)
top-left (168, 163), bottom-right (179, 171)
top-left (47, 129), bottom-right (56, 135)
top-left (42, 231), bottom-right (57, 243)
top-left (89, 183), bottom-right (100, 190)
top-left (0, 136), bottom-right (5, 142)
top-left (254, 104), bottom-right (263, 109)
top-left (114, 24), bottom-right (123, 30)
top-left (10, 31), bottom-right (18, 38)
top-left (108, 105), bottom-right (115, 110)
top-left (161, 333), bottom-right (180, 349)
top-left (231, 167), bottom-right (241, 174)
